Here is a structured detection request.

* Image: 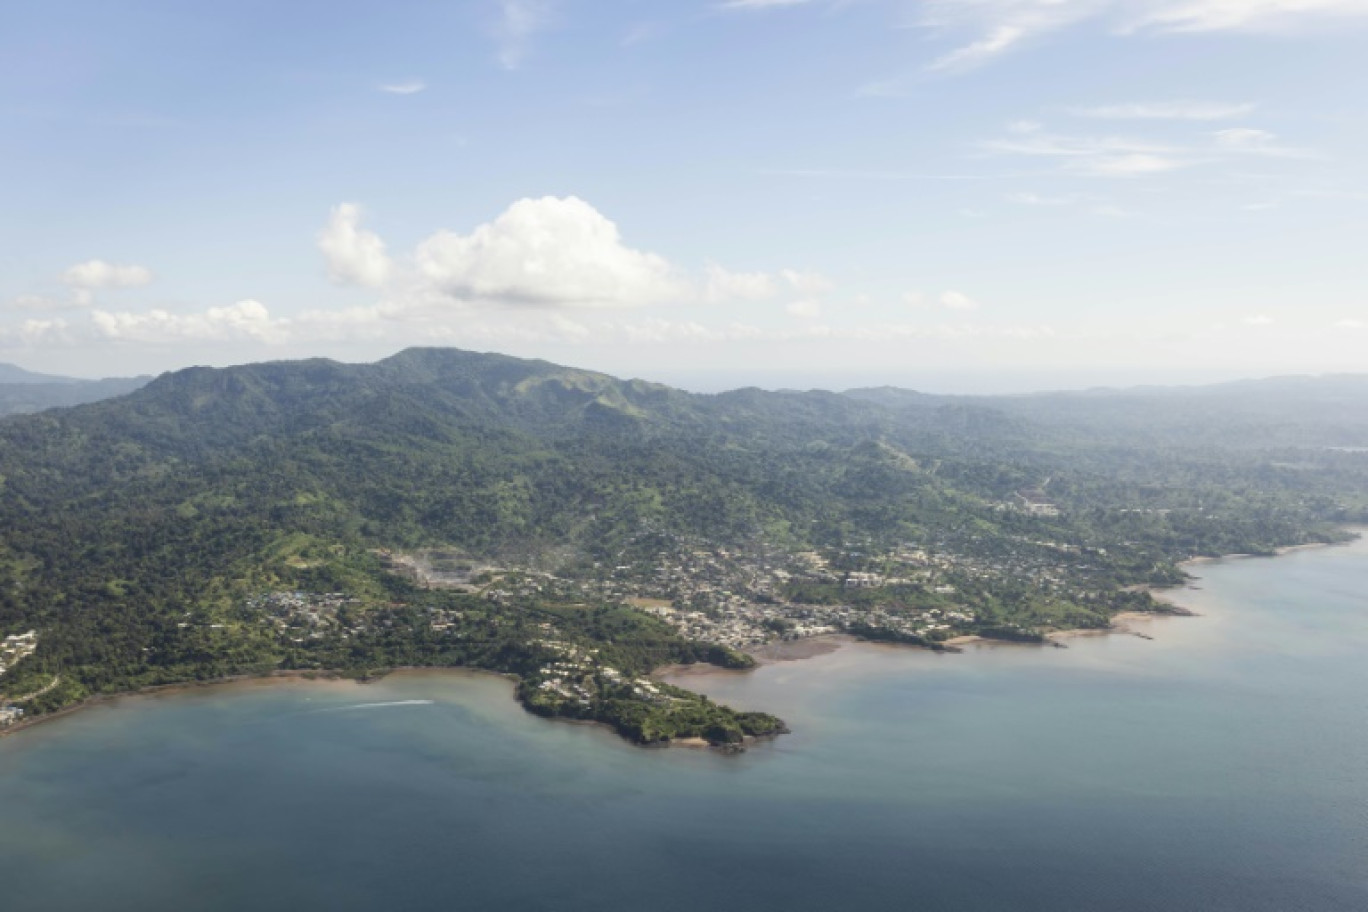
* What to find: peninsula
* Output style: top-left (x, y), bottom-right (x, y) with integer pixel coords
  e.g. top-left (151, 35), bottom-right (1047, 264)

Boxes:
top-left (2, 349), bottom-right (1365, 746)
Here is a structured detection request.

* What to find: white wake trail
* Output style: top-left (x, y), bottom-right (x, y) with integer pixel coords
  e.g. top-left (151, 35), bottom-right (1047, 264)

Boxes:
top-left (315, 700), bottom-right (436, 713)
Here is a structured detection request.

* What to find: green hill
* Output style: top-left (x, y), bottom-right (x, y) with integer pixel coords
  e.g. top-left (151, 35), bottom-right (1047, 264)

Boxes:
top-left (0, 348), bottom-right (1364, 746)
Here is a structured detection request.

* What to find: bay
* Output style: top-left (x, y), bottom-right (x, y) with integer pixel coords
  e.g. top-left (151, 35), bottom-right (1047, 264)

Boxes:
top-left (2, 537), bottom-right (1367, 911)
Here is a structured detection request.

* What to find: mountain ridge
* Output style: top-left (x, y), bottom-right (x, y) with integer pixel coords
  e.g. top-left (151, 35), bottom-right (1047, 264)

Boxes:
top-left (1, 346), bottom-right (1364, 746)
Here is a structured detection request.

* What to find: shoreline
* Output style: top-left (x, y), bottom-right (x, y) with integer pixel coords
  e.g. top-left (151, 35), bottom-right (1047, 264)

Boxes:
top-left (6, 529), bottom-right (1361, 744)
top-left (0, 665), bottom-right (755, 754)
top-left (664, 530), bottom-right (1364, 677)
top-left (0, 666), bottom-right (523, 741)
top-left (0, 669), bottom-right (362, 739)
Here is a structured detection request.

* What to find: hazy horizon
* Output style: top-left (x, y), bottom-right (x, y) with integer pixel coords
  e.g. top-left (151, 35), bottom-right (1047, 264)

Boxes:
top-left (9, 346), bottom-right (1364, 399)
top-left (5, 2), bottom-right (1366, 381)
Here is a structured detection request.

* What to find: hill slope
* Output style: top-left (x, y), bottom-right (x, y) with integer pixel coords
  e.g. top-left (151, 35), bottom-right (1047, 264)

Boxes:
top-left (1, 349), bottom-right (1364, 745)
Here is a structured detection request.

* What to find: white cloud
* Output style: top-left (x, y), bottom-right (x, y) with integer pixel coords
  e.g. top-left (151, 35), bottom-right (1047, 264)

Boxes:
top-left (493, 0), bottom-right (555, 70)
top-left (1078, 152), bottom-right (1186, 176)
top-left (318, 204), bottom-right (392, 288)
top-left (12, 294), bottom-right (70, 312)
top-left (62, 260), bottom-right (154, 289)
top-left (1207, 127), bottom-right (1313, 158)
top-left (940, 290), bottom-right (980, 311)
top-left (414, 196), bottom-right (684, 308)
top-left (1213, 127), bottom-right (1276, 148)
top-left (704, 264), bottom-right (778, 302)
top-left (929, 25), bottom-right (1031, 71)
top-left (903, 291), bottom-right (926, 307)
top-left (621, 22), bottom-right (662, 46)
top-left (1069, 101), bottom-right (1257, 120)
top-left (917, 1), bottom-right (1368, 71)
top-left (92, 300), bottom-right (284, 344)
top-left (0, 317), bottom-right (72, 347)
top-left (1243, 314), bottom-right (1275, 326)
top-left (1335, 318), bottom-right (1365, 329)
top-left (1008, 191), bottom-right (1074, 205)
top-left (786, 299), bottom-right (822, 319)
top-left (1129, 0), bottom-right (1368, 33)
top-left (719, 0), bottom-right (819, 9)
top-left (984, 126), bottom-right (1191, 177)
top-left (983, 117), bottom-right (1317, 180)
top-left (379, 80), bottom-right (426, 95)
top-left (781, 269), bottom-right (835, 296)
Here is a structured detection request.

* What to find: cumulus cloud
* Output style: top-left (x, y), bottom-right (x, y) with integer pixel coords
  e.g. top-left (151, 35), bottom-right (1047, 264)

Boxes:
top-left (0, 317), bottom-right (72, 347)
top-left (62, 260), bottom-right (154, 289)
top-left (318, 203), bottom-right (392, 288)
top-left (92, 300), bottom-right (284, 344)
top-left (414, 196), bottom-right (684, 308)
top-left (786, 299), bottom-right (822, 319)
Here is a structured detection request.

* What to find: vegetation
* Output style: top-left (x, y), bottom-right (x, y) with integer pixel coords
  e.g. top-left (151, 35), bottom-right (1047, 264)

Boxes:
top-left (1, 348), bottom-right (1364, 745)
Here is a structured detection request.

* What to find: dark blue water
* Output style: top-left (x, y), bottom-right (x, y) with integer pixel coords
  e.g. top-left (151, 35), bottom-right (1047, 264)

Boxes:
top-left (3, 538), bottom-right (1367, 911)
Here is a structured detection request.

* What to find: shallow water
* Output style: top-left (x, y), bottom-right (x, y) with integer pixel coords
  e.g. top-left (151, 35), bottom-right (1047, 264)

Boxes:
top-left (3, 539), bottom-right (1367, 911)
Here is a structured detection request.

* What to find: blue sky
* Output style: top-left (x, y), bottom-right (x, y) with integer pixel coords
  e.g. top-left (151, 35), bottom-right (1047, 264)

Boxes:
top-left (3, 0), bottom-right (1366, 390)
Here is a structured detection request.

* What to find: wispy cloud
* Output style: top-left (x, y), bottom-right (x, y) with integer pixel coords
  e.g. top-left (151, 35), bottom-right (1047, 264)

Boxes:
top-left (979, 119), bottom-right (1318, 179)
top-left (1127, 0), bottom-right (1368, 33)
top-left (1007, 191), bottom-right (1076, 206)
top-left (928, 25), bottom-right (1030, 72)
top-left (1067, 101), bottom-right (1256, 120)
top-left (493, 0), bottom-right (555, 70)
top-left (718, 0), bottom-right (820, 9)
top-left (982, 129), bottom-right (1189, 175)
top-left (762, 167), bottom-right (1033, 181)
top-left (1210, 127), bottom-right (1315, 158)
top-left (913, 0), bottom-right (1368, 72)
top-left (621, 22), bottom-right (662, 46)
top-left (379, 80), bottom-right (426, 95)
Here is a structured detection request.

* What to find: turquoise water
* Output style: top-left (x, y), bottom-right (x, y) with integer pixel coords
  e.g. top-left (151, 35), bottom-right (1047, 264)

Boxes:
top-left (3, 539), bottom-right (1367, 911)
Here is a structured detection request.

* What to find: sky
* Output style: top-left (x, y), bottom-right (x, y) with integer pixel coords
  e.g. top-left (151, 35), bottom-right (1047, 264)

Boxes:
top-left (2, 0), bottom-right (1366, 392)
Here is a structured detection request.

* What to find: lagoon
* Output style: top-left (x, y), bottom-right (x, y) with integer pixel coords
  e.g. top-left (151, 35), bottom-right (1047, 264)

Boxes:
top-left (2, 539), bottom-right (1367, 910)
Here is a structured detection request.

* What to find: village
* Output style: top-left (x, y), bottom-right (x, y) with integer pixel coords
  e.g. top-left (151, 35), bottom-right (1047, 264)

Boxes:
top-left (376, 512), bottom-right (1128, 657)
top-left (0, 630), bottom-right (39, 728)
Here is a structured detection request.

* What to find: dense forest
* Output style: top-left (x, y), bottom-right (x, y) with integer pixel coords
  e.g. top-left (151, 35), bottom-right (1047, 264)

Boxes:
top-left (0, 348), bottom-right (1364, 745)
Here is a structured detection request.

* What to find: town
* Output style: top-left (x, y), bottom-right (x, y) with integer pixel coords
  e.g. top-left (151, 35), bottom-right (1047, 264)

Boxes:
top-left (0, 630), bottom-right (39, 728)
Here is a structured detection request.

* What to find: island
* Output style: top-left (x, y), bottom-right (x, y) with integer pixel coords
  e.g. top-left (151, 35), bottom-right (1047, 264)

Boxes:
top-left (2, 349), bottom-right (1365, 747)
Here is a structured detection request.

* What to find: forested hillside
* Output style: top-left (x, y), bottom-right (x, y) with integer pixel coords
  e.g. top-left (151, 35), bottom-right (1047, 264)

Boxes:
top-left (1, 348), bottom-right (1364, 745)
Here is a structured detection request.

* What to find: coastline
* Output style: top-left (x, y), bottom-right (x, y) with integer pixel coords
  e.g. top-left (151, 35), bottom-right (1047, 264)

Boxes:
top-left (663, 529), bottom-right (1365, 677)
top-left (0, 665), bottom-right (761, 754)
top-left (6, 528), bottom-right (1361, 745)
top-left (0, 666), bottom-right (522, 741)
top-left (0, 669), bottom-right (359, 739)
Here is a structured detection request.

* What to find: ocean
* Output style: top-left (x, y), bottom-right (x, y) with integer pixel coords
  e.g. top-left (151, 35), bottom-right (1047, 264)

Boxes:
top-left (2, 538), bottom-right (1366, 911)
